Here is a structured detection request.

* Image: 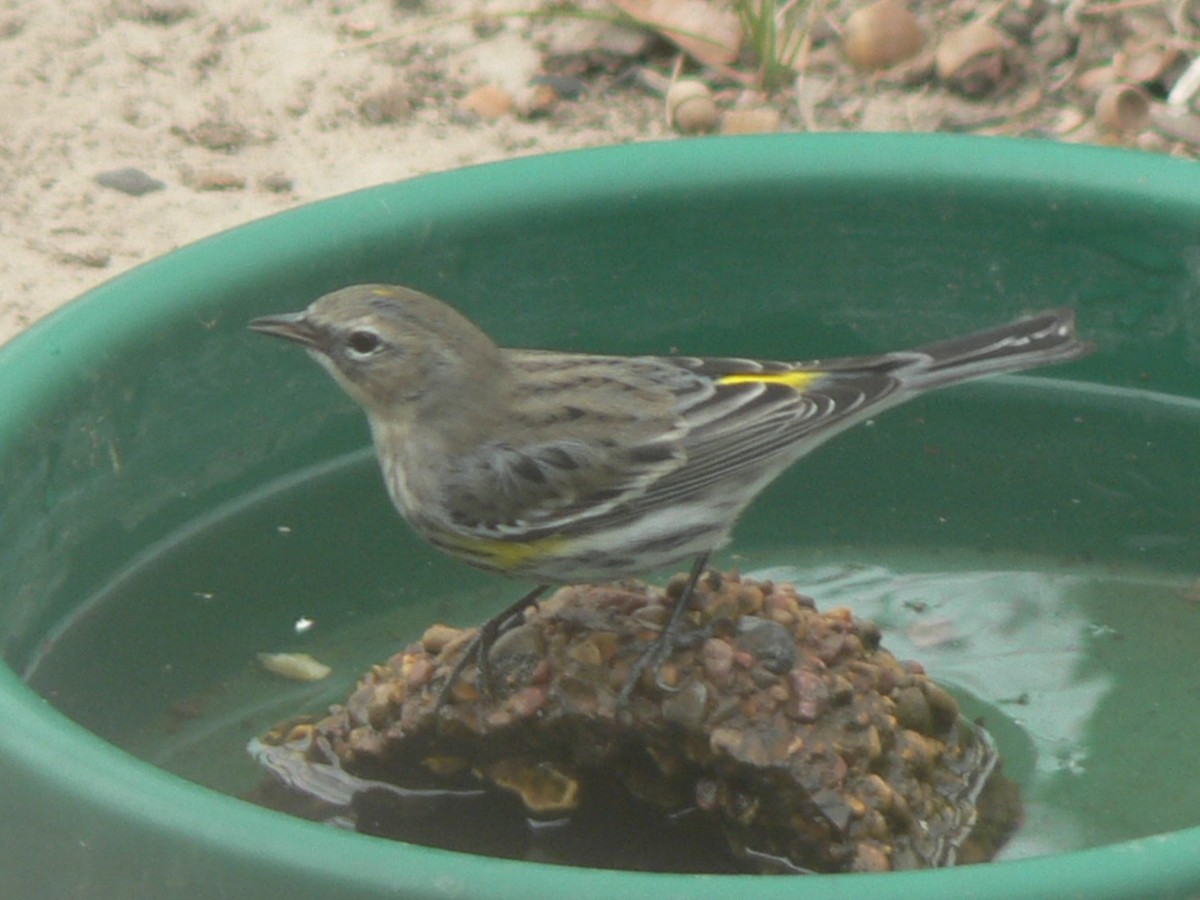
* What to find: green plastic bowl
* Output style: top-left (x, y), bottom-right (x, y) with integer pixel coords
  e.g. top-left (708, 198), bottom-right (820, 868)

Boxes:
top-left (2, 135), bottom-right (1199, 898)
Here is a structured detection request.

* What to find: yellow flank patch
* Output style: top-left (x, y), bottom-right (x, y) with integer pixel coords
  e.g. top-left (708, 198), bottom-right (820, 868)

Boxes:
top-left (448, 532), bottom-right (569, 570)
top-left (717, 370), bottom-right (825, 390)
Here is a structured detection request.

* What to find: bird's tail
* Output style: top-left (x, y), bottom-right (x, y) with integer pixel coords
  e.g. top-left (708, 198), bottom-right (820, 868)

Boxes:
top-left (904, 308), bottom-right (1092, 390)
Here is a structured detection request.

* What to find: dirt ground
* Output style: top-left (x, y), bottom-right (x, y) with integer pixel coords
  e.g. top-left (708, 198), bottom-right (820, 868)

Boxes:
top-left (2, 0), bottom-right (1195, 345)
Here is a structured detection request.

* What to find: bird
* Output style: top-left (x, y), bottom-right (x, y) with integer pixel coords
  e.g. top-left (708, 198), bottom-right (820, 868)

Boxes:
top-left (250, 284), bottom-right (1091, 704)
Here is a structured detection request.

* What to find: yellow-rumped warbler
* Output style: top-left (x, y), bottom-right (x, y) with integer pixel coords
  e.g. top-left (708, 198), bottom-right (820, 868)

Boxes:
top-left (251, 284), bottom-right (1091, 701)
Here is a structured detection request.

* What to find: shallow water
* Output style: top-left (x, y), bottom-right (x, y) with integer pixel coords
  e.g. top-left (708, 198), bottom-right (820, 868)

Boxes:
top-left (23, 378), bottom-right (1200, 864)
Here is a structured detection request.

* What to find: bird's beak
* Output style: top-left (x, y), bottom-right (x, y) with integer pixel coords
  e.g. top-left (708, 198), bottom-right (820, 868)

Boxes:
top-left (248, 311), bottom-right (321, 348)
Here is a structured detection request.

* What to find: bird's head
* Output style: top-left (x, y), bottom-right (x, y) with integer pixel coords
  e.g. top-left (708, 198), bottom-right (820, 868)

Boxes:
top-left (250, 284), bottom-right (504, 417)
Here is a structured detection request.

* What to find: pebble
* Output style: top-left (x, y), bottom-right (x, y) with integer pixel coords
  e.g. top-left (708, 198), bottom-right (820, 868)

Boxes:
top-left (720, 108), bottom-right (781, 135)
top-left (922, 681), bottom-right (961, 732)
top-left (935, 21), bottom-right (1013, 97)
top-left (700, 637), bottom-right (734, 681)
top-left (459, 84), bottom-right (514, 120)
top-left (120, 0), bottom-right (194, 26)
top-left (531, 74), bottom-right (585, 100)
top-left (787, 668), bottom-right (829, 722)
top-left (487, 623), bottom-right (543, 663)
top-left (94, 167), bottom-right (165, 196)
top-left (667, 80), bottom-right (718, 134)
top-left (187, 168), bottom-right (246, 191)
top-left (180, 117), bottom-right (251, 152)
top-left (735, 617), bottom-right (796, 674)
top-left (1095, 83), bottom-right (1151, 133)
top-left (893, 685), bottom-right (933, 733)
top-left (359, 84), bottom-right (411, 125)
top-left (53, 243), bottom-right (111, 268)
top-left (256, 651), bottom-right (331, 682)
top-left (515, 82), bottom-right (558, 119)
top-left (421, 623), bottom-right (464, 653)
top-left (852, 840), bottom-right (892, 872)
top-left (661, 680), bottom-right (708, 729)
top-left (258, 172), bottom-right (294, 193)
top-left (843, 0), bottom-right (924, 71)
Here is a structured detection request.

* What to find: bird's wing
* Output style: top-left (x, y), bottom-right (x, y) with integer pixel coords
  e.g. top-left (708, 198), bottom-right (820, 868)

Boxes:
top-left (435, 354), bottom-right (697, 537)
top-left (437, 352), bottom-right (915, 539)
top-left (438, 432), bottom-right (687, 535)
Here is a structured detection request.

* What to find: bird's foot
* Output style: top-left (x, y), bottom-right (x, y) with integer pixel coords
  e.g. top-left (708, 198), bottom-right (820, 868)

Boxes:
top-left (435, 584), bottom-right (549, 709)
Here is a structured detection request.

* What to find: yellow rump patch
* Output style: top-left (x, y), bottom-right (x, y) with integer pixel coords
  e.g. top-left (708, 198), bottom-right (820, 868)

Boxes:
top-left (717, 370), bottom-right (825, 390)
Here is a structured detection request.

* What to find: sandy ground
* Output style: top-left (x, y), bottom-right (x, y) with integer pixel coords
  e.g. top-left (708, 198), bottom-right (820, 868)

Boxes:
top-left (0, 0), bottom-right (667, 344)
top-left (3, 0), bottom-right (1193, 344)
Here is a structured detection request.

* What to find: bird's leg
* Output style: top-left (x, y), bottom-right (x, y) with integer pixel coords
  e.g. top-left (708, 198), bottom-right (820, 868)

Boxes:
top-left (437, 584), bottom-right (549, 707)
top-left (617, 551), bottom-right (711, 709)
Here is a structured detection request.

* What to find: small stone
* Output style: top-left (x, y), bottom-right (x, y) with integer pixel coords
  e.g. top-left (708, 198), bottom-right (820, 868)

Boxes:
top-left (863, 725), bottom-right (883, 761)
top-left (875, 661), bottom-right (898, 695)
top-left (506, 685), bottom-right (547, 718)
top-left (359, 84), bottom-right (411, 124)
top-left (53, 244), bottom-right (111, 269)
top-left (828, 674), bottom-right (855, 705)
top-left (895, 729), bottom-right (935, 773)
top-left (405, 656), bottom-right (435, 689)
top-left (667, 80), bottom-right (718, 134)
top-left (661, 680), bottom-right (708, 729)
top-left (258, 172), bottom-right (294, 193)
top-left (935, 21), bottom-right (1013, 97)
top-left (256, 652), bottom-right (331, 682)
top-left (816, 632), bottom-right (846, 664)
top-left (825, 606), bottom-right (854, 625)
top-left (734, 585), bottom-right (763, 615)
top-left (851, 840), bottom-right (892, 872)
top-left (813, 787), bottom-right (854, 832)
top-left (188, 168), bottom-right (246, 191)
top-left (343, 17), bottom-right (377, 37)
top-left (566, 637), bottom-right (603, 667)
top-left (665, 570), bottom-right (694, 599)
top-left (487, 623), bottom-right (543, 663)
top-left (421, 623), bottom-right (464, 654)
top-left (367, 682), bottom-right (402, 726)
top-left (700, 637), bottom-right (734, 682)
top-left (720, 107), bottom-right (781, 135)
top-left (861, 773), bottom-right (894, 812)
top-left (531, 74), bottom-right (585, 100)
top-left (995, 0), bottom-right (1046, 40)
top-left (843, 0), bottom-right (924, 71)
top-left (180, 118), bottom-right (251, 152)
top-left (921, 681), bottom-right (960, 732)
top-left (1094, 84), bottom-right (1151, 134)
top-left (893, 685), bottom-right (933, 733)
top-left (118, 0), bottom-right (193, 25)
top-left (459, 84), bottom-right (513, 120)
top-left (516, 82), bottom-right (558, 118)
top-left (94, 167), bottom-right (165, 196)
top-left (787, 668), bottom-right (829, 722)
top-left (735, 617), bottom-right (796, 675)
top-left (708, 726), bottom-right (743, 756)
top-left (0, 15), bottom-right (26, 38)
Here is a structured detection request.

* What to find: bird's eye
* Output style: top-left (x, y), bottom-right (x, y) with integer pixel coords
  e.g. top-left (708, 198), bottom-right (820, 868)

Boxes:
top-left (347, 329), bottom-right (383, 357)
